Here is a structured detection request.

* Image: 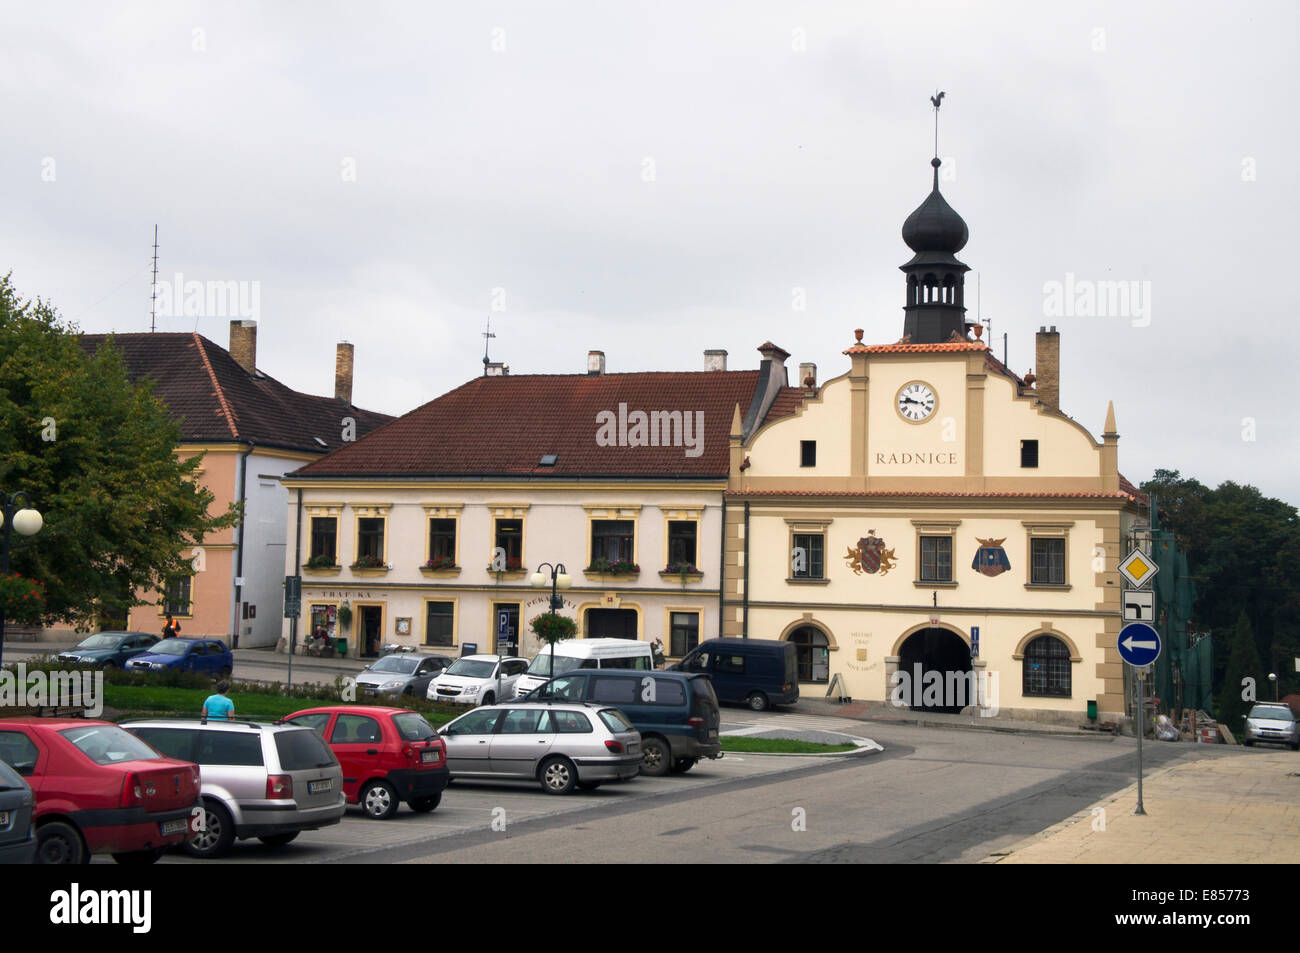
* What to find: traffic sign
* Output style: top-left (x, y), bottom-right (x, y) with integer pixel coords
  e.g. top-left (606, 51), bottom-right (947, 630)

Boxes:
top-left (1118, 548), bottom-right (1159, 589)
top-left (1117, 622), bottom-right (1161, 667)
top-left (1122, 590), bottom-right (1154, 622)
top-left (283, 574), bottom-right (302, 619)
top-left (970, 626), bottom-right (979, 659)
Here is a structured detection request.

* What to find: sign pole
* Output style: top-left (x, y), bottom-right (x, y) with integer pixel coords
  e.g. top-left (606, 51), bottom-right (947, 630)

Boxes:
top-left (1135, 667), bottom-right (1145, 815)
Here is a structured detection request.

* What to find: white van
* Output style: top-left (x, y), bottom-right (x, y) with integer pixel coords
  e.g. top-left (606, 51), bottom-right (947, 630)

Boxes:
top-left (513, 638), bottom-right (655, 697)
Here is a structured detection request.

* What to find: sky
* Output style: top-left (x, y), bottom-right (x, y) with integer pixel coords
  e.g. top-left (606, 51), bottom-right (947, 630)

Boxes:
top-left (3, 1), bottom-right (1297, 505)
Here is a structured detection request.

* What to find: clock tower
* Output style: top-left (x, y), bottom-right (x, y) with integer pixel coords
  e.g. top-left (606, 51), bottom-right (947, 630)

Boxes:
top-left (899, 155), bottom-right (971, 344)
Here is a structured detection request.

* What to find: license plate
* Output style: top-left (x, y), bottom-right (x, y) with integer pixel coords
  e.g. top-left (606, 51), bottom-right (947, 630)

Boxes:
top-left (420, 749), bottom-right (439, 763)
top-left (160, 818), bottom-right (188, 836)
top-left (708, 729), bottom-right (718, 738)
top-left (308, 778), bottom-right (334, 794)
top-left (0, 810), bottom-right (9, 829)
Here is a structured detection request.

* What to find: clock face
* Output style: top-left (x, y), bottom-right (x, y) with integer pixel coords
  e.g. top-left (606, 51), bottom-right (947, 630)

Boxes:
top-left (897, 382), bottom-right (937, 422)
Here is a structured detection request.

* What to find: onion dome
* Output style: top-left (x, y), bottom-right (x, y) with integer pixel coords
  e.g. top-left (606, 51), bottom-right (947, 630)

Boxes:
top-left (901, 157), bottom-right (969, 256)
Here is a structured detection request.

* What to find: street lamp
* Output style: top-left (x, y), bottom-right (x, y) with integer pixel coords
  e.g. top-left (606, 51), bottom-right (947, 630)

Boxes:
top-left (0, 491), bottom-right (45, 668)
top-left (530, 562), bottom-right (571, 697)
top-left (1269, 672), bottom-right (1278, 702)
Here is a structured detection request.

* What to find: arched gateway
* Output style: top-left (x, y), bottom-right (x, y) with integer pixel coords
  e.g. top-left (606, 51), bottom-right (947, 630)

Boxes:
top-left (895, 627), bottom-right (973, 714)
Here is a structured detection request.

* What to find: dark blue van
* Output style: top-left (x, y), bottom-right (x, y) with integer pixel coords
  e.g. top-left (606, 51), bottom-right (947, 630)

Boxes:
top-left (672, 638), bottom-right (798, 711)
top-left (520, 670), bottom-right (721, 776)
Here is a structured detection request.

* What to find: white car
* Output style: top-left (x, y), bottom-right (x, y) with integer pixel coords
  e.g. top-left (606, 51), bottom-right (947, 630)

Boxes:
top-left (427, 655), bottom-right (530, 706)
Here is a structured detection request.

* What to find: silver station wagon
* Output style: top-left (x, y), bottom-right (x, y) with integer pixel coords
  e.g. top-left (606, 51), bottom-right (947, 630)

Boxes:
top-left (438, 702), bottom-right (642, 794)
top-left (123, 719), bottom-right (346, 857)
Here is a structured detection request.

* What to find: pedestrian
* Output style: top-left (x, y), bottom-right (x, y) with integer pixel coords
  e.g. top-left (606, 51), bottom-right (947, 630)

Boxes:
top-left (162, 613), bottom-right (181, 639)
top-left (202, 680), bottom-right (235, 722)
top-left (650, 636), bottom-right (666, 669)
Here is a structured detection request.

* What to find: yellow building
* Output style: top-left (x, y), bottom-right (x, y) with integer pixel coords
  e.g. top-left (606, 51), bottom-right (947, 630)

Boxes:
top-left (721, 156), bottom-right (1145, 724)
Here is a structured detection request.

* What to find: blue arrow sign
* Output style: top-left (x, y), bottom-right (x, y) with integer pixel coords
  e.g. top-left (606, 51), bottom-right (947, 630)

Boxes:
top-left (1117, 622), bottom-right (1161, 667)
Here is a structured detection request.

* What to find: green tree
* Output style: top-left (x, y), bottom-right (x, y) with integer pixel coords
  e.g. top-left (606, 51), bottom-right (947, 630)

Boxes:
top-left (0, 273), bottom-right (238, 627)
top-left (1216, 611), bottom-right (1264, 726)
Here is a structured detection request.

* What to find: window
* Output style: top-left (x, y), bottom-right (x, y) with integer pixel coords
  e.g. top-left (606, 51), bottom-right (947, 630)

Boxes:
top-left (428, 518), bottom-right (456, 562)
top-left (667, 521), bottom-right (697, 567)
top-left (309, 517), bottom-right (337, 561)
top-left (500, 709), bottom-right (553, 734)
top-left (1020, 439), bottom-right (1039, 468)
top-left (1023, 635), bottom-right (1071, 697)
top-left (164, 576), bottom-right (192, 616)
top-left (330, 714), bottom-right (381, 744)
top-left (790, 627), bottom-right (830, 683)
top-left (800, 440), bottom-right (817, 467)
top-left (919, 536), bottom-right (953, 582)
top-left (0, 731), bottom-right (40, 775)
top-left (357, 517), bottom-right (385, 562)
top-left (552, 711), bottom-right (593, 734)
top-left (194, 731), bottom-right (265, 767)
top-left (591, 519), bottom-right (635, 564)
top-left (591, 676), bottom-right (639, 704)
top-left (494, 518), bottom-right (522, 566)
top-left (425, 602), bottom-right (454, 647)
top-left (714, 654), bottom-right (745, 675)
top-left (670, 611), bottom-right (700, 657)
top-left (1030, 538), bottom-right (1066, 585)
top-left (792, 533), bottom-right (825, 579)
top-left (287, 713), bottom-right (331, 735)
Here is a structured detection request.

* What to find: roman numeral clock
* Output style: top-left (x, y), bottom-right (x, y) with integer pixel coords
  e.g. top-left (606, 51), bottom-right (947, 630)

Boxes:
top-left (895, 381), bottom-right (937, 423)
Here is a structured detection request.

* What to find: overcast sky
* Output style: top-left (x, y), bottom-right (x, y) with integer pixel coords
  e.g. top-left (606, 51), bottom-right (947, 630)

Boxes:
top-left (4, 1), bottom-right (1297, 506)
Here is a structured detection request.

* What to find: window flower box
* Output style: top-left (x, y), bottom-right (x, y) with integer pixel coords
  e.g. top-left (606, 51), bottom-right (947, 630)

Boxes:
top-left (420, 556), bottom-right (461, 578)
top-left (659, 562), bottom-right (703, 584)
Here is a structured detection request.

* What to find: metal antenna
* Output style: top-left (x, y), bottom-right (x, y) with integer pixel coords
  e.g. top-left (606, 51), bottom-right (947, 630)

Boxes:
top-left (482, 315), bottom-right (496, 375)
top-left (150, 224), bottom-right (159, 332)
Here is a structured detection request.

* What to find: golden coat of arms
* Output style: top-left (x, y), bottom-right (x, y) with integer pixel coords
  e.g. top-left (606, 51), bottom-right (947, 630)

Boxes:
top-left (845, 530), bottom-right (897, 576)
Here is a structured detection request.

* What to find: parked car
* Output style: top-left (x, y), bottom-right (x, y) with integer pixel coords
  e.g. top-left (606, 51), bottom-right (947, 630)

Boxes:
top-left (56, 632), bottom-right (160, 669)
top-left (282, 706), bottom-right (449, 819)
top-left (0, 718), bottom-right (200, 864)
top-left (121, 718), bottom-right (345, 857)
top-left (428, 654), bottom-right (530, 706)
top-left (354, 652), bottom-right (453, 700)
top-left (437, 702), bottom-right (642, 794)
top-left (520, 669), bottom-right (721, 776)
top-left (0, 758), bottom-right (36, 865)
top-left (513, 638), bottom-right (655, 698)
top-left (672, 638), bottom-right (799, 711)
top-left (124, 638), bottom-right (233, 678)
top-left (1242, 703), bottom-right (1300, 749)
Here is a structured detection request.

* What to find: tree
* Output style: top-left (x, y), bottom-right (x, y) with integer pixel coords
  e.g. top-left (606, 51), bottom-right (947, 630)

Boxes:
top-left (1216, 611), bottom-right (1264, 726)
top-left (0, 273), bottom-right (239, 627)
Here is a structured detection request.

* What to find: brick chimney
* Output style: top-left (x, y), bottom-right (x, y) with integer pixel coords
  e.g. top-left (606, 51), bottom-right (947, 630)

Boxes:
top-left (335, 342), bottom-right (354, 404)
top-left (587, 350), bottom-right (606, 376)
top-left (229, 320), bottom-right (257, 375)
top-left (1035, 326), bottom-right (1060, 412)
top-left (704, 349), bottom-right (728, 372)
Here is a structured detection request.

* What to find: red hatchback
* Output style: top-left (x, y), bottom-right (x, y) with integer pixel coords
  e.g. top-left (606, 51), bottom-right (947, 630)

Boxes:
top-left (283, 706), bottom-right (449, 819)
top-left (0, 719), bottom-right (200, 864)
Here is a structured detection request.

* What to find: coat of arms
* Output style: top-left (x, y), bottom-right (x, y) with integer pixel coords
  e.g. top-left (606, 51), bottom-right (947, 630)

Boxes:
top-left (845, 530), bottom-right (897, 576)
top-left (972, 537), bottom-right (1011, 577)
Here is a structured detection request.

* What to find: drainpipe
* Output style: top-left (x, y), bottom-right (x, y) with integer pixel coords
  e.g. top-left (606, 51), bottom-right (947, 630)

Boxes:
top-left (742, 501), bottom-right (750, 638)
top-left (717, 497), bottom-right (726, 638)
top-left (232, 439), bottom-right (255, 648)
top-left (288, 487), bottom-right (302, 687)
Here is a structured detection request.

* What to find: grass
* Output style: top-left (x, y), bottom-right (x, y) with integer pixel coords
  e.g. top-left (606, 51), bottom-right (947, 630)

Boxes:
top-left (101, 683), bottom-right (458, 725)
top-left (720, 735), bottom-right (858, 754)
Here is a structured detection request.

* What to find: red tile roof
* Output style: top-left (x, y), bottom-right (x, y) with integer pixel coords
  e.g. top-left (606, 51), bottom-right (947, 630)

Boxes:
top-left (293, 370), bottom-right (786, 479)
top-left (843, 340), bottom-right (991, 355)
top-left (80, 332), bottom-right (392, 454)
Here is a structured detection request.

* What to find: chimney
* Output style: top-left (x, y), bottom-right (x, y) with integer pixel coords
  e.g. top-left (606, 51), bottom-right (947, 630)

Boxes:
top-left (485, 362), bottom-right (509, 376)
top-left (799, 362), bottom-right (817, 389)
top-left (229, 320), bottom-right (257, 375)
top-left (741, 341), bottom-right (790, 439)
top-left (335, 341), bottom-right (354, 404)
top-left (1035, 326), bottom-right (1060, 412)
top-left (587, 350), bottom-right (606, 376)
top-left (704, 349), bottom-right (728, 372)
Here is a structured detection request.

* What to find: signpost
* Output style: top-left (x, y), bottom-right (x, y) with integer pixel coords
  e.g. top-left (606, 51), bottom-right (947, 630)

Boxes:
top-left (970, 626), bottom-right (980, 658)
top-left (1118, 617), bottom-right (1162, 816)
top-left (284, 574), bottom-right (302, 689)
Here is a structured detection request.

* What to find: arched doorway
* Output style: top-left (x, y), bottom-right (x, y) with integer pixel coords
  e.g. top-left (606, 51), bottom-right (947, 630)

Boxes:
top-left (788, 626), bottom-right (830, 683)
top-left (896, 627), bottom-right (973, 714)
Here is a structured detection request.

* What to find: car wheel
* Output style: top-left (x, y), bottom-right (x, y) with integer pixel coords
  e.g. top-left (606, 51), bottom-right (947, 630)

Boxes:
top-left (186, 799), bottom-right (236, 858)
top-left (747, 692), bottom-right (769, 712)
top-left (410, 794), bottom-right (441, 812)
top-left (640, 737), bottom-right (671, 777)
top-left (481, 692), bottom-right (495, 706)
top-left (258, 832), bottom-right (299, 847)
top-left (576, 780), bottom-right (602, 791)
top-left (672, 758), bottom-right (697, 774)
top-left (112, 848), bottom-right (164, 864)
top-left (1244, 738), bottom-right (1254, 747)
top-left (220, 667), bottom-right (233, 680)
top-left (539, 756), bottom-right (578, 795)
top-left (101, 660), bottom-right (117, 671)
top-left (36, 821), bottom-right (87, 865)
top-left (361, 780), bottom-right (401, 819)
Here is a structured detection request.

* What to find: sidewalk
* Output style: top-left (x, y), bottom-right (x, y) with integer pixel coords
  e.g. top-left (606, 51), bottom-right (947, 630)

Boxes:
top-left (790, 696), bottom-right (1102, 737)
top-left (983, 747), bottom-right (1300, 863)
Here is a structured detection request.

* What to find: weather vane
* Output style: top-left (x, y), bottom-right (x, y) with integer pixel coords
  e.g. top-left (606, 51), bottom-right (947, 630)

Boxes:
top-left (930, 90), bottom-right (945, 158)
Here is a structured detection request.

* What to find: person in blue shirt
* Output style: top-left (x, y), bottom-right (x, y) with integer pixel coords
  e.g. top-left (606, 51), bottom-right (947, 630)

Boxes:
top-left (203, 681), bottom-right (235, 721)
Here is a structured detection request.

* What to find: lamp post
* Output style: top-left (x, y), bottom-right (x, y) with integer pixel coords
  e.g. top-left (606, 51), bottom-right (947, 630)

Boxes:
top-left (1269, 672), bottom-right (1278, 702)
top-left (0, 491), bottom-right (45, 668)
top-left (529, 562), bottom-right (571, 697)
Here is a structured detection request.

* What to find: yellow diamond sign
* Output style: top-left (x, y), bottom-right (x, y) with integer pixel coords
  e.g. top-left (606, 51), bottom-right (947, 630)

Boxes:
top-left (1118, 548), bottom-right (1159, 589)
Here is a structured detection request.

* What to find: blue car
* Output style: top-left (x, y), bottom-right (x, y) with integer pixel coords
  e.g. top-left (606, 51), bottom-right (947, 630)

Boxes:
top-left (57, 631), bottom-right (160, 669)
top-left (124, 638), bottom-right (233, 678)
top-left (0, 759), bottom-right (36, 865)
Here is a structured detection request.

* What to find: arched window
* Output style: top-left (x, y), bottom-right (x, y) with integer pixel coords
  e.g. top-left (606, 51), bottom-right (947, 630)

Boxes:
top-left (1023, 635), bottom-right (1071, 697)
top-left (789, 626), bottom-right (829, 683)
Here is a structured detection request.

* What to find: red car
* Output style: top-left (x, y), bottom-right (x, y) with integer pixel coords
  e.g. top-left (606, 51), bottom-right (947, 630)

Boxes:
top-left (283, 706), bottom-right (448, 819)
top-left (0, 718), bottom-right (200, 864)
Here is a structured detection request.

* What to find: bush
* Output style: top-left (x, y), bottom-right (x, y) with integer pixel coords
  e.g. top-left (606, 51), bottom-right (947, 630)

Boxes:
top-left (0, 573), bottom-right (46, 624)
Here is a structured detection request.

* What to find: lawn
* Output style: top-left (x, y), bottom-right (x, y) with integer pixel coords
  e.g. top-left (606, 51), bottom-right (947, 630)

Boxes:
top-left (101, 683), bottom-right (458, 725)
top-left (719, 735), bottom-right (858, 754)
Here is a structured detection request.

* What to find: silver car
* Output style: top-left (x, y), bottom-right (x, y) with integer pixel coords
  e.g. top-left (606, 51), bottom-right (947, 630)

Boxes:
top-left (1242, 703), bottom-right (1300, 750)
top-left (123, 719), bottom-right (346, 857)
top-left (354, 652), bottom-right (452, 700)
top-left (437, 702), bottom-right (642, 794)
